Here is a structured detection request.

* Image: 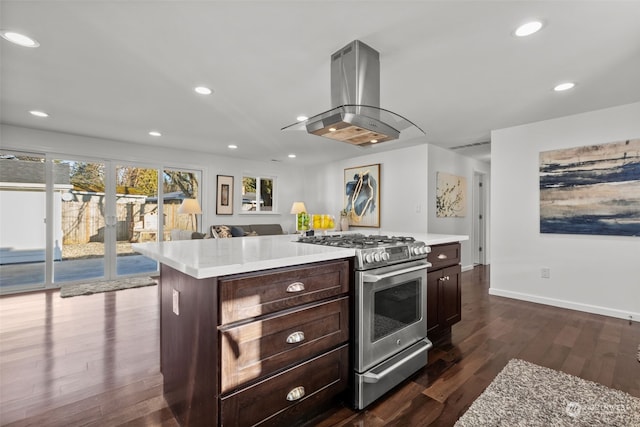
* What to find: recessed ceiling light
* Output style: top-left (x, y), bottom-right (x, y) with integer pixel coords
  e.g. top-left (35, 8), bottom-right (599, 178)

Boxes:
top-left (296, 115), bottom-right (308, 122)
top-left (194, 86), bottom-right (212, 95)
top-left (514, 21), bottom-right (543, 37)
top-left (370, 139), bottom-right (378, 144)
top-left (288, 154), bottom-right (296, 158)
top-left (29, 110), bottom-right (49, 118)
top-left (1, 30), bottom-right (40, 47)
top-left (228, 144), bottom-right (238, 149)
top-left (554, 82), bottom-right (576, 92)
top-left (329, 128), bottom-right (337, 132)
top-left (149, 131), bottom-right (162, 137)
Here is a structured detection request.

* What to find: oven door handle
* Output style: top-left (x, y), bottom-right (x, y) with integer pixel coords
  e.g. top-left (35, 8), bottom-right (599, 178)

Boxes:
top-left (362, 264), bottom-right (428, 283)
top-left (362, 339), bottom-right (433, 383)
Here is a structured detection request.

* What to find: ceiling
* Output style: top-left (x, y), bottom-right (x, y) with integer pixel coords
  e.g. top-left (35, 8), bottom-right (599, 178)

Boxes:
top-left (2, 1), bottom-right (640, 165)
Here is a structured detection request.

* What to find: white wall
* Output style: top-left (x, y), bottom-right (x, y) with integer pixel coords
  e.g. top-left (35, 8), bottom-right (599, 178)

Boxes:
top-left (303, 144), bottom-right (430, 234)
top-left (0, 124), bottom-right (306, 233)
top-left (491, 102), bottom-right (640, 321)
top-left (427, 144), bottom-right (491, 270)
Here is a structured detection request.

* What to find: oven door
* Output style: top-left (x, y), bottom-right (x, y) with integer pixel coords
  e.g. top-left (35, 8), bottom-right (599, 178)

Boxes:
top-left (355, 260), bottom-right (429, 373)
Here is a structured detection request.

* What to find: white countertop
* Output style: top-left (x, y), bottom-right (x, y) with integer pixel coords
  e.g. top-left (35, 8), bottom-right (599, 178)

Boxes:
top-left (133, 232), bottom-right (468, 279)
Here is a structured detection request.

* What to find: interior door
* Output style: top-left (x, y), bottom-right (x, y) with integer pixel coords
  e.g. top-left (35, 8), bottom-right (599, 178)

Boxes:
top-left (473, 171), bottom-right (486, 265)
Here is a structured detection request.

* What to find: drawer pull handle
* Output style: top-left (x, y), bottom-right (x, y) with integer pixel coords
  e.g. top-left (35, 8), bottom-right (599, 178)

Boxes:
top-left (286, 386), bottom-right (305, 401)
top-left (286, 282), bottom-right (305, 293)
top-left (286, 331), bottom-right (305, 344)
top-left (438, 275), bottom-right (450, 282)
top-left (437, 254), bottom-right (448, 260)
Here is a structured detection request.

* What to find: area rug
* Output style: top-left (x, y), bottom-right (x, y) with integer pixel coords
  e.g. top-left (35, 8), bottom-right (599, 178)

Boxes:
top-left (60, 277), bottom-right (157, 298)
top-left (455, 358), bottom-right (640, 426)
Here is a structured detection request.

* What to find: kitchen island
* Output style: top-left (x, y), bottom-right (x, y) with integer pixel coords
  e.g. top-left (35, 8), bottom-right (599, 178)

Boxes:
top-left (133, 232), bottom-right (467, 427)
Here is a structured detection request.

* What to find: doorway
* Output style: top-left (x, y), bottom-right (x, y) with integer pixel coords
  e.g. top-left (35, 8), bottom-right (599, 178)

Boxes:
top-left (472, 171), bottom-right (487, 265)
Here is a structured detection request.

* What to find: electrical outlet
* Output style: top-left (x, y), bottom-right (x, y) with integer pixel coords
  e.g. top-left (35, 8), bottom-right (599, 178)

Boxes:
top-left (541, 267), bottom-right (551, 279)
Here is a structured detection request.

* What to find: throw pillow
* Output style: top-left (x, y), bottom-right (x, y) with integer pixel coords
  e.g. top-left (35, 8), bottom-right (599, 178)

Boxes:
top-left (212, 225), bottom-right (233, 238)
top-left (230, 226), bottom-right (245, 237)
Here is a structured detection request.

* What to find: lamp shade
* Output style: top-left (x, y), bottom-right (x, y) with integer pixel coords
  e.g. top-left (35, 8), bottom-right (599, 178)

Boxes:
top-left (178, 198), bottom-right (202, 215)
top-left (290, 202), bottom-right (307, 214)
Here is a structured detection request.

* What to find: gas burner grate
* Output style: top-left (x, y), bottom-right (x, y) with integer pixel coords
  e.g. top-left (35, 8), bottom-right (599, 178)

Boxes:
top-left (297, 233), bottom-right (418, 249)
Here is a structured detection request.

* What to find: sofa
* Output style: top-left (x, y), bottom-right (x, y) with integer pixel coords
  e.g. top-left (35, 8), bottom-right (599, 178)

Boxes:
top-left (170, 224), bottom-right (284, 241)
top-left (170, 229), bottom-right (208, 241)
top-left (210, 224), bottom-right (284, 238)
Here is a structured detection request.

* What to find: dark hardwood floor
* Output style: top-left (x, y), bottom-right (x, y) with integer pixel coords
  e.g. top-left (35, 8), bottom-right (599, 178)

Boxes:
top-left (1, 266), bottom-right (638, 426)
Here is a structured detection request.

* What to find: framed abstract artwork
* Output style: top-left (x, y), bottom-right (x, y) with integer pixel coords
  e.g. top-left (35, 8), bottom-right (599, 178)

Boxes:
top-left (540, 138), bottom-right (640, 236)
top-left (344, 164), bottom-right (380, 228)
top-left (216, 175), bottom-right (234, 215)
top-left (436, 172), bottom-right (467, 218)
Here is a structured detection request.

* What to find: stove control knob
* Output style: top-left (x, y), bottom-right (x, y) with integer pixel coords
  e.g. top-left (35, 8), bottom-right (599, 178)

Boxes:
top-left (382, 252), bottom-right (390, 261)
top-left (412, 247), bottom-right (420, 255)
top-left (365, 253), bottom-right (374, 264)
top-left (374, 252), bottom-right (382, 262)
top-left (418, 246), bottom-right (427, 254)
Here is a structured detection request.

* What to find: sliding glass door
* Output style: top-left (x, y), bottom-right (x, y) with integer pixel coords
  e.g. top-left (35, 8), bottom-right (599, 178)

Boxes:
top-left (163, 168), bottom-right (202, 232)
top-left (0, 153), bottom-right (201, 294)
top-left (0, 152), bottom-right (47, 293)
top-left (53, 158), bottom-right (107, 284)
top-left (115, 164), bottom-right (159, 277)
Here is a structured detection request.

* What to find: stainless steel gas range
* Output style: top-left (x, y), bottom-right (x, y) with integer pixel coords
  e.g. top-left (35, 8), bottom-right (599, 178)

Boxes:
top-left (297, 234), bottom-right (433, 409)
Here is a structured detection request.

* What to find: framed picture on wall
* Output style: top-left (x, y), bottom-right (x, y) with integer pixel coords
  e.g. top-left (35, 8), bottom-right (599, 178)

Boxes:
top-left (216, 175), bottom-right (234, 215)
top-left (344, 164), bottom-right (380, 227)
top-left (436, 172), bottom-right (467, 218)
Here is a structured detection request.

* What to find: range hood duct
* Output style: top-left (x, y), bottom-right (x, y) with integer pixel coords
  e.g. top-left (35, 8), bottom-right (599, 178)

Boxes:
top-left (282, 40), bottom-right (424, 146)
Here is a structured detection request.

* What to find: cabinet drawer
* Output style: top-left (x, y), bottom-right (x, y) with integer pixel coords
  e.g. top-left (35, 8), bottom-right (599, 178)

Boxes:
top-left (220, 345), bottom-right (348, 427)
top-left (219, 259), bottom-right (350, 324)
top-left (220, 297), bottom-right (349, 393)
top-left (427, 242), bottom-right (460, 270)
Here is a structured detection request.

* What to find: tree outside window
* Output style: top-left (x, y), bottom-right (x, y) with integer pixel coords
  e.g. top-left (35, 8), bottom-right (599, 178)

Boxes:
top-left (242, 175), bottom-right (274, 212)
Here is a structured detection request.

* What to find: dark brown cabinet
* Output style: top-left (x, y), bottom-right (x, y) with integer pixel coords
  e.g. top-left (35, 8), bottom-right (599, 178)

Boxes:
top-left (159, 258), bottom-right (350, 427)
top-left (426, 243), bottom-right (462, 344)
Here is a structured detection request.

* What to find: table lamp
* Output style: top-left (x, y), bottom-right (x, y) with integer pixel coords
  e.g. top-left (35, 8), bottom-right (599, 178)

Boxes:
top-left (290, 202), bottom-right (309, 233)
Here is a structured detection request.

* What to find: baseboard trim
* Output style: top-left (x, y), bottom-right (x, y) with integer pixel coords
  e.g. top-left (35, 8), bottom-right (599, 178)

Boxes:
top-left (488, 288), bottom-right (639, 322)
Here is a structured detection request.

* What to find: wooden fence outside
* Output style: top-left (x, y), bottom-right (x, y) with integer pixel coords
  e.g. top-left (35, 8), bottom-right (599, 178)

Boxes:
top-left (62, 201), bottom-right (190, 244)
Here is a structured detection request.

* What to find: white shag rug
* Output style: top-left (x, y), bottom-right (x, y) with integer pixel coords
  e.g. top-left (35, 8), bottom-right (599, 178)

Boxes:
top-left (456, 358), bottom-right (640, 426)
top-left (60, 277), bottom-right (157, 298)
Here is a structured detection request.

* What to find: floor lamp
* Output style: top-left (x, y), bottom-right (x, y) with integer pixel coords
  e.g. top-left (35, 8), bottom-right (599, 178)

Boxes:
top-left (178, 198), bottom-right (202, 231)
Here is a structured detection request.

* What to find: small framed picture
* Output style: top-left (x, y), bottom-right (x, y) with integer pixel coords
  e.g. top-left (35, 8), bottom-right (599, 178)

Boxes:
top-left (216, 175), bottom-right (234, 215)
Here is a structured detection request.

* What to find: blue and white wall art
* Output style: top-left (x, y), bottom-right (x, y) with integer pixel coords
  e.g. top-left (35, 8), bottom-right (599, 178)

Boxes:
top-left (539, 139), bottom-right (640, 237)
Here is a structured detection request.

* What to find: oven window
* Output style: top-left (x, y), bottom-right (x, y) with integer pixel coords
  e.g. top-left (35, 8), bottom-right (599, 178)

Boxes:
top-left (372, 280), bottom-right (420, 341)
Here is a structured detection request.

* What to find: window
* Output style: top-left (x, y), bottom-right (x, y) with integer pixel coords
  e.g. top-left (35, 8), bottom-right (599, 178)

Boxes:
top-left (242, 175), bottom-right (275, 212)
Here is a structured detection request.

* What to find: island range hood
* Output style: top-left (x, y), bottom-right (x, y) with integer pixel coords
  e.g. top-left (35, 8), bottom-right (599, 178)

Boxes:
top-left (282, 40), bottom-right (425, 146)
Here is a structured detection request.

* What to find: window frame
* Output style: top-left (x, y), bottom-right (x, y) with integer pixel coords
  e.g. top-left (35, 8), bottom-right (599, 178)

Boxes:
top-left (240, 174), bottom-right (277, 214)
